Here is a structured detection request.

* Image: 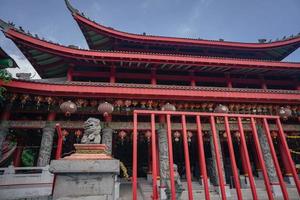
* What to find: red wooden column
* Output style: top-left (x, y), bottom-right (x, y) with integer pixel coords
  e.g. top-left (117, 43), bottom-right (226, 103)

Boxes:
top-left (225, 73), bottom-right (232, 88)
top-left (251, 141), bottom-right (262, 176)
top-left (110, 65), bottom-right (116, 83)
top-left (189, 70), bottom-right (196, 87)
top-left (278, 138), bottom-right (293, 177)
top-left (151, 68), bottom-right (157, 85)
top-left (240, 143), bottom-right (249, 177)
top-left (13, 137), bottom-right (25, 167)
top-left (67, 66), bottom-right (74, 81)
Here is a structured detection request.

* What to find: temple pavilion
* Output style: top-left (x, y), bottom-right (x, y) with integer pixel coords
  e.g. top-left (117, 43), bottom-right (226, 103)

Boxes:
top-left (0, 0), bottom-right (300, 199)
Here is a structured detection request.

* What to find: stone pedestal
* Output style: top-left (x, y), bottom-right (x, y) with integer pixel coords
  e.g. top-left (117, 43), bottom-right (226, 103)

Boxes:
top-left (49, 144), bottom-right (120, 200)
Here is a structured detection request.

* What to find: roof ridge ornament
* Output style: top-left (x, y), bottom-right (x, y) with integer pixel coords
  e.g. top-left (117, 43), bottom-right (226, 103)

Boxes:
top-left (0, 18), bottom-right (13, 32)
top-left (65, 0), bottom-right (79, 15)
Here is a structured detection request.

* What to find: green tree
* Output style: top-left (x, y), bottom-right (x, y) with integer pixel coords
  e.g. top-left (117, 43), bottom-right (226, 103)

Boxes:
top-left (0, 69), bottom-right (12, 101)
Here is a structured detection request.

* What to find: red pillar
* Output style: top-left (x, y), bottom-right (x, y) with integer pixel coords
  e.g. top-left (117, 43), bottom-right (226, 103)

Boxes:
top-left (189, 71), bottom-right (196, 87)
top-left (110, 65), bottom-right (116, 83)
top-left (13, 137), bottom-right (24, 167)
top-left (151, 68), bottom-right (157, 85)
top-left (225, 73), bottom-right (232, 88)
top-left (252, 143), bottom-right (262, 173)
top-left (67, 66), bottom-right (73, 81)
top-left (240, 143), bottom-right (249, 176)
top-left (278, 139), bottom-right (293, 176)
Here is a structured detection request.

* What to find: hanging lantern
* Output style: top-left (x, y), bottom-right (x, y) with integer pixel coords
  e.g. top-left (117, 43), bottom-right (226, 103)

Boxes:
top-left (60, 100), bottom-right (77, 116)
top-left (214, 104), bottom-right (229, 113)
top-left (173, 131), bottom-right (181, 142)
top-left (278, 107), bottom-right (292, 120)
top-left (145, 130), bottom-right (152, 142)
top-left (161, 102), bottom-right (176, 111)
top-left (187, 131), bottom-right (193, 142)
top-left (98, 102), bottom-right (114, 117)
top-left (118, 130), bottom-right (127, 142)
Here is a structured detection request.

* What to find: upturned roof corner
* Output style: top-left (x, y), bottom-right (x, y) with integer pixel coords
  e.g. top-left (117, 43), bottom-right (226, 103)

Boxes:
top-left (65, 0), bottom-right (79, 15)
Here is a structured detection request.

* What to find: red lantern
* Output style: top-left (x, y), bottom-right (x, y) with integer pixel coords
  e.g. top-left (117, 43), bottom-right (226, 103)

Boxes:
top-left (98, 102), bottom-right (114, 117)
top-left (161, 103), bottom-right (176, 111)
top-left (173, 131), bottom-right (181, 142)
top-left (118, 130), bottom-right (127, 141)
top-left (60, 100), bottom-right (77, 116)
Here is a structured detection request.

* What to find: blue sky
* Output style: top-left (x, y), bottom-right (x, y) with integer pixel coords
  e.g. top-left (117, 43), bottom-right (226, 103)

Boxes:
top-left (0, 0), bottom-right (300, 78)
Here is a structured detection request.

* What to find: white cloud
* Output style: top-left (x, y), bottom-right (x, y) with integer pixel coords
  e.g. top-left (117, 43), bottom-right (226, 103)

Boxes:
top-left (7, 54), bottom-right (41, 79)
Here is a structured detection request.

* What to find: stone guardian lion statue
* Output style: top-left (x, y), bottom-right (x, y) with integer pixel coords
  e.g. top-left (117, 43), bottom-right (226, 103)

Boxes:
top-left (81, 118), bottom-right (101, 144)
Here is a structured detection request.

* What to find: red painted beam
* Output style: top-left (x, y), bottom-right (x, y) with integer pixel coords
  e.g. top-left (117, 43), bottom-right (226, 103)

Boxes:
top-left (2, 80), bottom-right (300, 103)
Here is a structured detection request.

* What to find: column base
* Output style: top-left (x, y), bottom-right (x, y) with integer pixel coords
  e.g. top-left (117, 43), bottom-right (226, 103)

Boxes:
top-left (257, 170), bottom-right (263, 179)
top-left (199, 177), bottom-right (211, 187)
top-left (147, 172), bottom-right (152, 182)
top-left (284, 175), bottom-right (295, 185)
top-left (240, 175), bottom-right (250, 188)
top-left (215, 185), bottom-right (231, 197)
top-left (272, 184), bottom-right (283, 197)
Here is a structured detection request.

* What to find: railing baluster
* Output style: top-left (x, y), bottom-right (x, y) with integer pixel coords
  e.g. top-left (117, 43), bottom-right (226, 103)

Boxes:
top-left (276, 118), bottom-right (300, 195)
top-left (132, 113), bottom-right (138, 200)
top-left (151, 114), bottom-right (159, 200)
top-left (210, 116), bottom-right (227, 200)
top-left (237, 117), bottom-right (258, 200)
top-left (250, 118), bottom-right (274, 200)
top-left (262, 118), bottom-right (289, 200)
top-left (224, 116), bottom-right (243, 200)
top-left (196, 116), bottom-right (210, 200)
top-left (166, 114), bottom-right (176, 200)
top-left (181, 115), bottom-right (193, 200)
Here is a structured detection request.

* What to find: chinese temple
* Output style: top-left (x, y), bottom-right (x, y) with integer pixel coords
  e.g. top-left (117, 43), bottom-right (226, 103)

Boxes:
top-left (0, 0), bottom-right (300, 199)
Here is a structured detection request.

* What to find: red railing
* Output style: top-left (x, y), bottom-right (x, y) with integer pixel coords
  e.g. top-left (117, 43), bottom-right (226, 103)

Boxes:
top-left (132, 110), bottom-right (300, 200)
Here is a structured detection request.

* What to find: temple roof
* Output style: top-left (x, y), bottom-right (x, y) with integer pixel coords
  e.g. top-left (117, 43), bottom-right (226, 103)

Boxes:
top-left (65, 0), bottom-right (300, 61)
top-left (2, 78), bottom-right (300, 103)
top-left (1, 21), bottom-right (300, 79)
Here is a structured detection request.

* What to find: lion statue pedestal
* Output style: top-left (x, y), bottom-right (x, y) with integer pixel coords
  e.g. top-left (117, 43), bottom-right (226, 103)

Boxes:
top-left (49, 118), bottom-right (120, 200)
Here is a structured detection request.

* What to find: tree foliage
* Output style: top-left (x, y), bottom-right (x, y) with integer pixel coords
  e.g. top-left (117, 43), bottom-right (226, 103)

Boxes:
top-left (0, 69), bottom-right (12, 101)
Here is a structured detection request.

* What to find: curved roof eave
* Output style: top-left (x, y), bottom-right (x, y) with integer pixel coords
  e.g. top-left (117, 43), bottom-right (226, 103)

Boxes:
top-left (65, 0), bottom-right (300, 51)
top-left (3, 27), bottom-right (300, 71)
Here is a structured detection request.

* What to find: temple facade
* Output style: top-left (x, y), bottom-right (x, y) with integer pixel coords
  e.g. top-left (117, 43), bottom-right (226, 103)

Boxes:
top-left (0, 0), bottom-right (300, 199)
